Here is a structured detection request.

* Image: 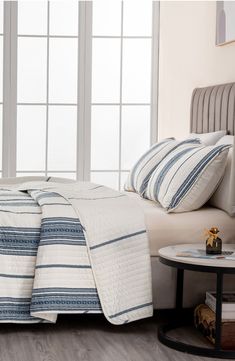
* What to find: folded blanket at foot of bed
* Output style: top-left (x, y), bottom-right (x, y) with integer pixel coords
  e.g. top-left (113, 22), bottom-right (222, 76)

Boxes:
top-left (0, 181), bottom-right (153, 324)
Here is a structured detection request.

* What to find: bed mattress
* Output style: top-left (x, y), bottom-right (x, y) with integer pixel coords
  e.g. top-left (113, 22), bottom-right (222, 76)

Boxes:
top-left (126, 192), bottom-right (235, 256)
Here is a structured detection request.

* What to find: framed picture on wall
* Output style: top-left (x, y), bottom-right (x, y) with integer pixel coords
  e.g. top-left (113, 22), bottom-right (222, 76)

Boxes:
top-left (216, 1), bottom-right (235, 45)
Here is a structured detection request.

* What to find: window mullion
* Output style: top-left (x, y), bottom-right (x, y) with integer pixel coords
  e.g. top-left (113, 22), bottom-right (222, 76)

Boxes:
top-left (77, 1), bottom-right (92, 181)
top-left (2, 1), bottom-right (17, 178)
top-left (45, 1), bottom-right (50, 177)
top-left (150, 1), bottom-right (160, 145)
top-left (118, 2), bottom-right (124, 191)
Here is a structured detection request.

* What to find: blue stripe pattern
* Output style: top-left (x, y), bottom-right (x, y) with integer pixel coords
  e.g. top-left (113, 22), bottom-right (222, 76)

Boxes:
top-left (145, 141), bottom-right (231, 212)
top-left (109, 302), bottom-right (153, 319)
top-left (0, 189), bottom-right (101, 322)
top-left (0, 297), bottom-right (42, 322)
top-left (0, 190), bottom-right (41, 258)
top-left (30, 287), bottom-right (101, 313)
top-left (168, 144), bottom-right (230, 210)
top-left (90, 230), bottom-right (146, 250)
top-left (152, 147), bottom-right (195, 199)
top-left (32, 287), bottom-right (98, 294)
top-left (35, 264), bottom-right (91, 269)
top-left (125, 138), bottom-right (173, 191)
top-left (0, 226), bottom-right (40, 256)
top-left (40, 217), bottom-right (86, 246)
top-left (138, 139), bottom-right (200, 196)
top-left (125, 138), bottom-right (201, 195)
top-left (29, 190), bottom-right (102, 316)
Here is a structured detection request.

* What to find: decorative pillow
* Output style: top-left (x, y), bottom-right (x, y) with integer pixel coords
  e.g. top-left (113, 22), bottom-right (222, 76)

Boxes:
top-left (209, 135), bottom-right (234, 216)
top-left (188, 130), bottom-right (227, 146)
top-left (124, 138), bottom-right (200, 196)
top-left (146, 144), bottom-right (231, 213)
top-left (216, 135), bottom-right (234, 146)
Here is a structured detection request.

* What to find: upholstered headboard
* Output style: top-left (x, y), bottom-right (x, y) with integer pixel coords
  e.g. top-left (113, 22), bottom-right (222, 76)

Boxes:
top-left (190, 82), bottom-right (235, 216)
top-left (190, 82), bottom-right (235, 135)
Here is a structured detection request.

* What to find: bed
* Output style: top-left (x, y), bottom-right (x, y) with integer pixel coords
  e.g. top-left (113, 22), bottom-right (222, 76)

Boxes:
top-left (0, 83), bottom-right (235, 321)
top-left (127, 82), bottom-right (235, 309)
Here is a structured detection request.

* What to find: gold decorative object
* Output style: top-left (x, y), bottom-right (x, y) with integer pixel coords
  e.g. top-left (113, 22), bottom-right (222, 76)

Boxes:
top-left (205, 227), bottom-right (222, 255)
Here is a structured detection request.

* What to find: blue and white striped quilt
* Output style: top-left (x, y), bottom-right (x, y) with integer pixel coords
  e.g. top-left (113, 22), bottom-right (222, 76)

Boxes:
top-left (0, 180), bottom-right (153, 324)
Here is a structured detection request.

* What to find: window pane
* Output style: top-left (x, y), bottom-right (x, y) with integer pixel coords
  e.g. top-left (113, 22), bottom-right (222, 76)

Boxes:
top-left (49, 2), bottom-right (78, 36)
top-left (17, 106), bottom-right (46, 171)
top-left (0, 104), bottom-right (2, 170)
top-left (123, 1), bottom-right (152, 36)
top-left (48, 106), bottom-right (77, 171)
top-left (49, 38), bottom-right (78, 103)
top-left (0, 1), bottom-right (3, 34)
top-left (18, 1), bottom-right (47, 35)
top-left (92, 39), bottom-right (120, 103)
top-left (122, 39), bottom-right (151, 103)
top-left (93, 1), bottom-right (121, 36)
top-left (91, 106), bottom-right (119, 170)
top-left (90, 172), bottom-right (119, 190)
top-left (17, 38), bottom-right (47, 103)
top-left (0, 36), bottom-right (2, 102)
top-left (121, 106), bottom-right (150, 169)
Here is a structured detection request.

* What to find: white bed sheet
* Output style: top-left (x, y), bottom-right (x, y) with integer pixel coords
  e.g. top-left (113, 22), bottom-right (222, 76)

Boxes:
top-left (126, 192), bottom-right (235, 256)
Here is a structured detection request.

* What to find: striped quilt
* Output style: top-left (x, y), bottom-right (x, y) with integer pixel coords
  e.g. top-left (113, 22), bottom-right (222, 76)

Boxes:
top-left (0, 180), bottom-right (153, 324)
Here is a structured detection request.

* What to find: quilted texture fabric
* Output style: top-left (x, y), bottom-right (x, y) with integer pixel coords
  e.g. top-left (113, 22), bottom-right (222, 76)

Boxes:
top-left (1, 180), bottom-right (153, 325)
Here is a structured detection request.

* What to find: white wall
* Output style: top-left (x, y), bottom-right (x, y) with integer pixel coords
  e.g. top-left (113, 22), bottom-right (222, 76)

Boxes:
top-left (158, 1), bottom-right (235, 140)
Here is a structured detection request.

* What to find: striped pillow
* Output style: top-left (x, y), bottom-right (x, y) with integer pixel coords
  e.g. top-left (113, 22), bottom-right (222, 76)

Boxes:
top-left (146, 144), bottom-right (231, 213)
top-left (124, 138), bottom-right (200, 196)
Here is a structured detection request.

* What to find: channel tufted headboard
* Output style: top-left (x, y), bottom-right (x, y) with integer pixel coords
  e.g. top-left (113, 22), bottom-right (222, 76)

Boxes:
top-left (190, 82), bottom-right (235, 215)
top-left (190, 82), bottom-right (235, 135)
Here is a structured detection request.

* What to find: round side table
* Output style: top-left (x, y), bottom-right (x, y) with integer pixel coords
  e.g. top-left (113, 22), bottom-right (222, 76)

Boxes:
top-left (158, 243), bottom-right (235, 359)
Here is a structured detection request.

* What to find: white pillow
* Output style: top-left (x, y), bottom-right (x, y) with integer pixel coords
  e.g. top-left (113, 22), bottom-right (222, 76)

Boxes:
top-left (216, 135), bottom-right (234, 146)
top-left (188, 130), bottom-right (227, 146)
top-left (209, 135), bottom-right (234, 216)
top-left (146, 144), bottom-right (230, 213)
top-left (124, 138), bottom-right (200, 196)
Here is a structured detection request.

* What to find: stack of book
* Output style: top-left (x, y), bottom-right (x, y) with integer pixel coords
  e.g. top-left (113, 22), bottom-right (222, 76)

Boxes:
top-left (206, 292), bottom-right (235, 320)
top-left (194, 292), bottom-right (235, 349)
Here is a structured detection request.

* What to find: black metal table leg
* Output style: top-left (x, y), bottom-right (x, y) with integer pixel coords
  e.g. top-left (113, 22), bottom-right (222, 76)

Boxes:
top-left (215, 271), bottom-right (223, 350)
top-left (176, 268), bottom-right (184, 310)
top-left (157, 257), bottom-right (235, 359)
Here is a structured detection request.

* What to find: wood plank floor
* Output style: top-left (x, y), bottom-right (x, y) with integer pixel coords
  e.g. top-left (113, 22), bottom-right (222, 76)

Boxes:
top-left (0, 314), bottom-right (230, 361)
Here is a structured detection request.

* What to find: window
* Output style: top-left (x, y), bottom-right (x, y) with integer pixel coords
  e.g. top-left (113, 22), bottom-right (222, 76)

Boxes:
top-left (16, 1), bottom-right (79, 179)
top-left (1, 1), bottom-right (159, 190)
top-left (90, 1), bottom-right (153, 189)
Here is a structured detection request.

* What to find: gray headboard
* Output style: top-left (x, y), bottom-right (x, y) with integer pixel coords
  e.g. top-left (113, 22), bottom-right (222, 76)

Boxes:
top-left (190, 82), bottom-right (235, 135)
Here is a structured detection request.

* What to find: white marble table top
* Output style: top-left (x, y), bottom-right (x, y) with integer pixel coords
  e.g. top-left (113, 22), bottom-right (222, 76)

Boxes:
top-left (159, 243), bottom-right (235, 268)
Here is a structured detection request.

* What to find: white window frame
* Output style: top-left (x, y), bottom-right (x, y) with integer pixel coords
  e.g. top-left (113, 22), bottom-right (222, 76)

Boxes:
top-left (1, 1), bottom-right (159, 186)
top-left (2, 1), bottom-right (17, 177)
